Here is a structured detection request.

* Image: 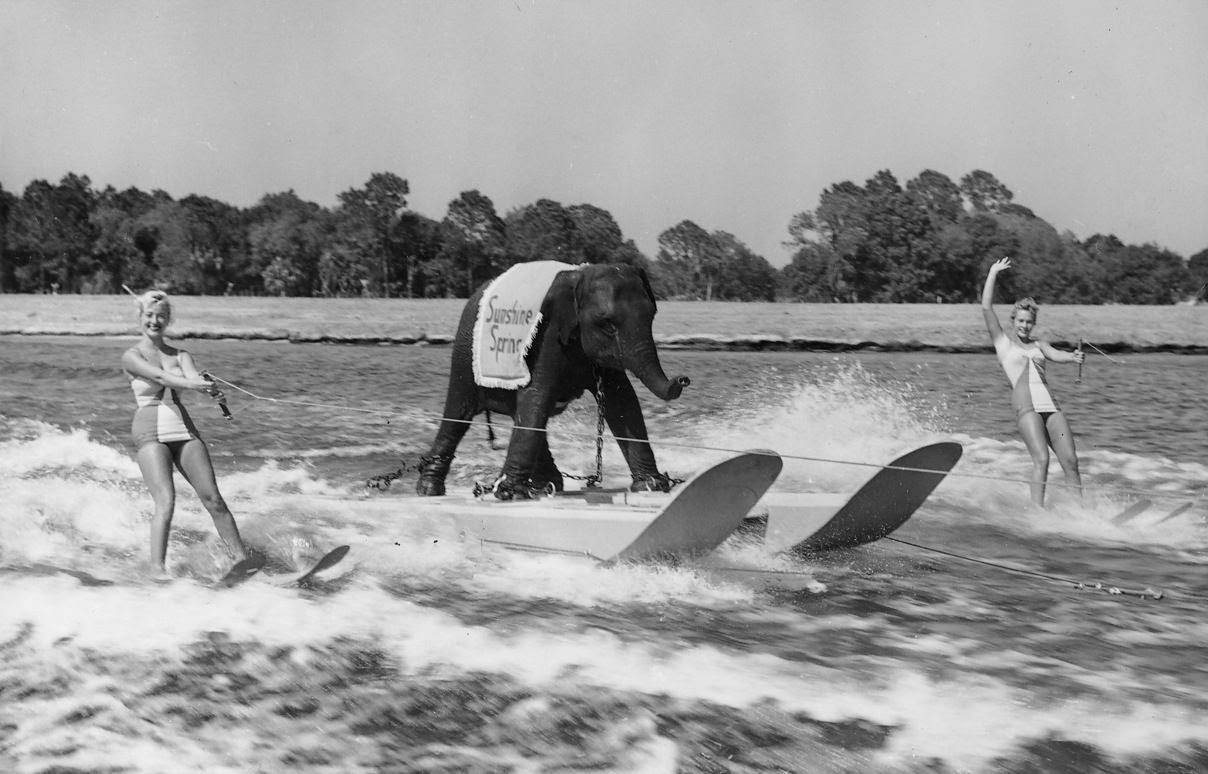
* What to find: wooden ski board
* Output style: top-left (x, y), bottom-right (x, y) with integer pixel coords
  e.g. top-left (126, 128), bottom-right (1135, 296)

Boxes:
top-left (213, 554), bottom-right (267, 588)
top-left (1110, 499), bottom-right (1154, 525)
top-left (20, 563), bottom-right (115, 587)
top-left (614, 450), bottom-right (783, 562)
top-left (288, 545), bottom-right (350, 585)
top-left (761, 441), bottom-right (963, 554)
top-left (1154, 502), bottom-right (1194, 525)
top-left (401, 451), bottom-right (783, 562)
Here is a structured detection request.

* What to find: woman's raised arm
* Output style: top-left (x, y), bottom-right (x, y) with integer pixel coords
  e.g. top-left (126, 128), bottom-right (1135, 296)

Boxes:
top-left (981, 257), bottom-right (1011, 339)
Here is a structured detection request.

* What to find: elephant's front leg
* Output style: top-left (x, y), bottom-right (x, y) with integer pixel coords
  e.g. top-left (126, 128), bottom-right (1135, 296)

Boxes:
top-left (495, 387), bottom-right (556, 499)
top-left (596, 369), bottom-right (671, 491)
top-left (416, 338), bottom-right (478, 496)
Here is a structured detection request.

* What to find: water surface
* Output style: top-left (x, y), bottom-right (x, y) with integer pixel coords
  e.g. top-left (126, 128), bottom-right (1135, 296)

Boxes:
top-left (2, 336), bottom-right (1206, 772)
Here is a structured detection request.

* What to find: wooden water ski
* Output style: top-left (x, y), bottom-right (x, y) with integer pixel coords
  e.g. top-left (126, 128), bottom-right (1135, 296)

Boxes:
top-left (614, 451), bottom-right (783, 562)
top-left (1110, 499), bottom-right (1153, 525)
top-left (1153, 502), bottom-right (1194, 525)
top-left (397, 450), bottom-right (783, 562)
top-left (22, 563), bottom-right (115, 587)
top-left (212, 554), bottom-right (266, 588)
top-left (758, 441), bottom-right (963, 554)
top-left (285, 545), bottom-right (350, 586)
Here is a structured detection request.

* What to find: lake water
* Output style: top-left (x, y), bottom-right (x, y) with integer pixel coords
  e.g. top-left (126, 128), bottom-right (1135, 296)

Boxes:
top-left (2, 335), bottom-right (1206, 772)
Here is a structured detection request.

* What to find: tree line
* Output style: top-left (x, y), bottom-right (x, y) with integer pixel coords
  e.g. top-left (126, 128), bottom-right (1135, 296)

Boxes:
top-left (0, 169), bottom-right (1204, 303)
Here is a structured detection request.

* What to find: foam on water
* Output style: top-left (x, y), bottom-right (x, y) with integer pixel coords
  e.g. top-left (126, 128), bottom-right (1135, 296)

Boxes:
top-left (3, 571), bottom-right (1206, 770)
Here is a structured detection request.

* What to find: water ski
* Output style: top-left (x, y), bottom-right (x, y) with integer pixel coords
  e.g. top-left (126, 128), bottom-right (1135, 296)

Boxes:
top-left (1110, 499), bottom-right (1154, 525)
top-left (22, 563), bottom-right (115, 587)
top-left (759, 441), bottom-right (963, 554)
top-left (1154, 502), bottom-right (1194, 525)
top-left (213, 554), bottom-right (267, 588)
top-left (282, 545), bottom-right (350, 586)
top-left (613, 450), bottom-right (783, 562)
top-left (403, 450), bottom-right (783, 563)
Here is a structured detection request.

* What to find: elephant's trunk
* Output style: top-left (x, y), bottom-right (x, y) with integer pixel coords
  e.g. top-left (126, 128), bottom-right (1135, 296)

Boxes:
top-left (624, 338), bottom-right (690, 401)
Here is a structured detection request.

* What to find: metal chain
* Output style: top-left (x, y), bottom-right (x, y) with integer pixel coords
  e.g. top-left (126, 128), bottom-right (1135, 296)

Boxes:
top-left (366, 454), bottom-right (448, 491)
top-left (562, 368), bottom-right (606, 488)
top-left (365, 462), bottom-right (414, 491)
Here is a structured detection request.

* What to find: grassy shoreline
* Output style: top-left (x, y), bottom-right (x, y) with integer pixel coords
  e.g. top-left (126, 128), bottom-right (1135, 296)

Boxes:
top-left (2, 294), bottom-right (1205, 352)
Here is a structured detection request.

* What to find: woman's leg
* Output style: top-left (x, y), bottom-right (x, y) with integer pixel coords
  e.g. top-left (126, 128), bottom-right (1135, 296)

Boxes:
top-left (1044, 411), bottom-right (1083, 503)
top-left (136, 442), bottom-right (177, 571)
top-left (173, 439), bottom-right (250, 562)
top-left (1016, 411), bottom-right (1051, 508)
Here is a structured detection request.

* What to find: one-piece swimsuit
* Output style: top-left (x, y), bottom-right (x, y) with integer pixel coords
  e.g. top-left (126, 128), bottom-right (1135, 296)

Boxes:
top-left (993, 333), bottom-right (1058, 417)
top-left (128, 351), bottom-right (200, 446)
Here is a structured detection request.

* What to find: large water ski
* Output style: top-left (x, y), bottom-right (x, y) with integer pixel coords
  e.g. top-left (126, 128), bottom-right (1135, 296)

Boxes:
top-left (612, 450), bottom-right (783, 563)
top-left (761, 441), bottom-right (963, 554)
top-left (20, 563), bottom-right (116, 587)
top-left (1110, 499), bottom-right (1153, 525)
top-left (212, 555), bottom-right (267, 588)
top-left (283, 545), bottom-right (350, 586)
top-left (1153, 502), bottom-right (1194, 525)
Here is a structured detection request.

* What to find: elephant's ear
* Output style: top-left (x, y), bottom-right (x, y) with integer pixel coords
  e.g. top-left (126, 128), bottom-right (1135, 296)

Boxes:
top-left (636, 265), bottom-right (658, 310)
top-left (543, 269), bottom-right (582, 346)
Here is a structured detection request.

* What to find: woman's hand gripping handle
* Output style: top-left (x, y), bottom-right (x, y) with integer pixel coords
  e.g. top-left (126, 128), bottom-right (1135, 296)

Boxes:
top-left (202, 373), bottom-right (233, 420)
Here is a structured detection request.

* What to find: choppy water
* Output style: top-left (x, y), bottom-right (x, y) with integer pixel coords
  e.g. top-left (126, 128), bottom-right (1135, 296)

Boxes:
top-left (2, 335), bottom-right (1207, 773)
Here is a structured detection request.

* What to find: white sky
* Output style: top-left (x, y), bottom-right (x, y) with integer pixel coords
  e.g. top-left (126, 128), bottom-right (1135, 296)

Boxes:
top-left (2, 0), bottom-right (1206, 266)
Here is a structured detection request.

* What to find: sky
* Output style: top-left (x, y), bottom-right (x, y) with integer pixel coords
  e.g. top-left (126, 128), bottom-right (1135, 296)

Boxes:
top-left (2, 0), bottom-right (1206, 267)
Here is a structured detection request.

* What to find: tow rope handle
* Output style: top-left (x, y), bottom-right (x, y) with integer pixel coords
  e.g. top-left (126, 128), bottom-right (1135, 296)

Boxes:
top-left (202, 372), bottom-right (233, 420)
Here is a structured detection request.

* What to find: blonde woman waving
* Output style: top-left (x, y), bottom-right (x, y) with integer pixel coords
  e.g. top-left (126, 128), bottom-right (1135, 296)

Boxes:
top-left (981, 258), bottom-right (1085, 508)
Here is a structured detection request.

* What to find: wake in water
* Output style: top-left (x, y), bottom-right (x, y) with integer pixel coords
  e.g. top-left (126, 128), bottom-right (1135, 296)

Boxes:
top-left (3, 359), bottom-right (1208, 773)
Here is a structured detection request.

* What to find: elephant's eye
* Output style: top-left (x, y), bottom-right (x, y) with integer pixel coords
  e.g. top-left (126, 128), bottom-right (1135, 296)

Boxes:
top-left (599, 319), bottom-right (618, 336)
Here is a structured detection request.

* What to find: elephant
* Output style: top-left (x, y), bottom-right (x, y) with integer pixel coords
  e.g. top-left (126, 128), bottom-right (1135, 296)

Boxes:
top-left (415, 262), bottom-right (690, 500)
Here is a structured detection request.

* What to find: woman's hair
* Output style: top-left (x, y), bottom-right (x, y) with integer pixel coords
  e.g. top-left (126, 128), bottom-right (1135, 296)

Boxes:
top-left (1011, 297), bottom-right (1039, 321)
top-left (136, 290), bottom-right (172, 319)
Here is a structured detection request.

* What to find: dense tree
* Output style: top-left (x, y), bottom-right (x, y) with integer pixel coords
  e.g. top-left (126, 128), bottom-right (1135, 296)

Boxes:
top-left (136, 199), bottom-right (203, 293)
top-left (906, 169), bottom-right (963, 225)
top-left (931, 214), bottom-right (1017, 302)
top-left (712, 232), bottom-right (777, 301)
top-left (7, 174), bottom-right (97, 292)
top-left (959, 170), bottom-right (1015, 213)
top-left (1087, 238), bottom-right (1190, 304)
top-left (246, 191), bottom-right (329, 296)
top-left (500, 198), bottom-right (652, 280)
top-left (566, 204), bottom-right (629, 264)
top-left (654, 220), bottom-right (721, 299)
top-left (433, 190), bottom-right (507, 296)
top-left (858, 170), bottom-right (939, 301)
top-left (0, 182), bottom-right (14, 292)
top-left (90, 186), bottom-right (159, 293)
top-left (503, 199), bottom-right (582, 266)
top-left (1188, 248), bottom-right (1208, 301)
top-left (334, 172), bottom-right (411, 296)
top-left (0, 166), bottom-right (1194, 305)
top-left (179, 194), bottom-right (249, 293)
top-left (781, 242), bottom-right (847, 301)
top-left (393, 210), bottom-right (443, 298)
top-left (653, 222), bottom-right (774, 301)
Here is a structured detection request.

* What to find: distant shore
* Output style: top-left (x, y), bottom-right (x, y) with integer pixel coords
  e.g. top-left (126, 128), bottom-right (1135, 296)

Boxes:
top-left (2, 294), bottom-right (1206, 353)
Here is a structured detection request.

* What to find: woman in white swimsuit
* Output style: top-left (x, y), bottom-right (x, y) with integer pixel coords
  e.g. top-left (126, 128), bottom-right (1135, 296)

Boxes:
top-left (982, 258), bottom-right (1085, 508)
top-left (122, 290), bottom-right (254, 578)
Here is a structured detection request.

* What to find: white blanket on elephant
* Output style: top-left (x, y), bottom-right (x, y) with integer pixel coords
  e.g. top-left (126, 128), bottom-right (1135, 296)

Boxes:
top-left (472, 260), bottom-right (579, 389)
